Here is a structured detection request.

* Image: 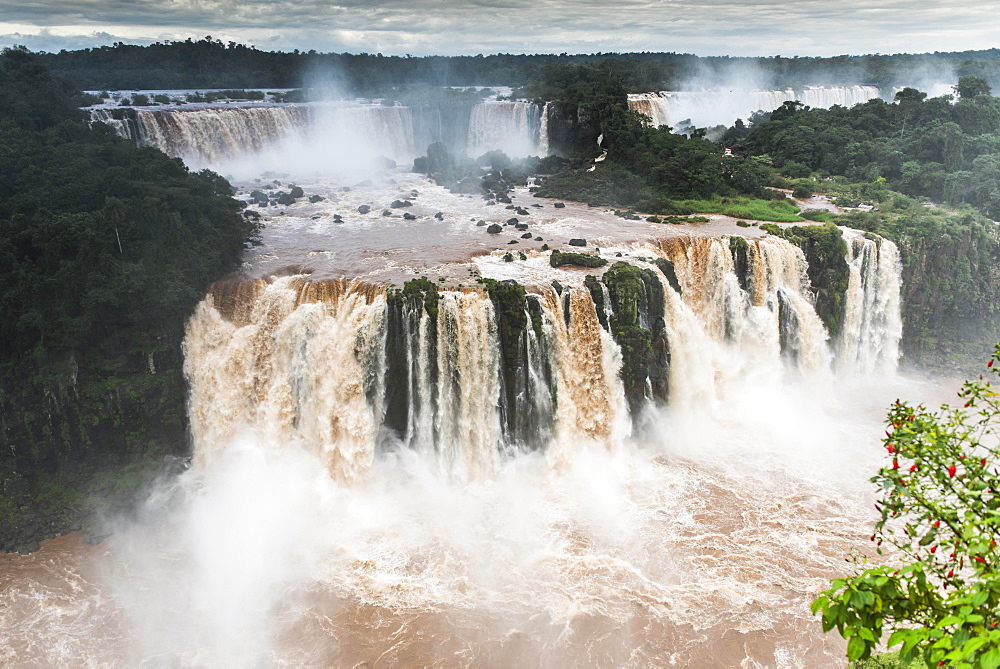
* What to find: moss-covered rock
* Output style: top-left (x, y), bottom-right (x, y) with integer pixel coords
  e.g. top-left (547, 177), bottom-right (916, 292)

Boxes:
top-left (550, 250), bottom-right (608, 268)
top-left (591, 262), bottom-right (670, 414)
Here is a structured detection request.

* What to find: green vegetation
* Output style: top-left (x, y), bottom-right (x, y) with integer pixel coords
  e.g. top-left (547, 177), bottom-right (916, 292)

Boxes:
top-left (813, 348), bottom-right (1000, 667)
top-left (733, 81), bottom-right (1000, 219)
top-left (665, 195), bottom-right (802, 222)
top-left (0, 48), bottom-right (258, 552)
top-left (585, 262), bottom-right (669, 411)
top-left (33, 38), bottom-right (1000, 100)
top-left (549, 250), bottom-right (608, 268)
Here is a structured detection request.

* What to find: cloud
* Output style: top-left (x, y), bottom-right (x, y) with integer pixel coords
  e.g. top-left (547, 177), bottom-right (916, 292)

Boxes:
top-left (0, 0), bottom-right (999, 56)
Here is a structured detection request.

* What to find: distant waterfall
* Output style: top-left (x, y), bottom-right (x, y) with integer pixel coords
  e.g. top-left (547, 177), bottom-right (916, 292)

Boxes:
top-left (467, 101), bottom-right (542, 157)
top-left (628, 85), bottom-right (882, 128)
top-left (185, 229), bottom-right (900, 482)
top-left (89, 103), bottom-right (416, 166)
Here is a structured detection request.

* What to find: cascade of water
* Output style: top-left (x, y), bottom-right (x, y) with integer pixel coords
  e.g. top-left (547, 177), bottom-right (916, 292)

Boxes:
top-left (434, 291), bottom-right (503, 480)
top-left (312, 103), bottom-right (416, 162)
top-left (628, 86), bottom-right (882, 129)
top-left (184, 229), bottom-right (899, 480)
top-left (538, 102), bottom-right (550, 157)
top-left (838, 229), bottom-right (903, 375)
top-left (184, 277), bottom-right (387, 482)
top-left (799, 85), bottom-right (881, 109)
top-left (626, 93), bottom-right (672, 127)
top-left (467, 101), bottom-right (542, 157)
top-left (90, 103), bottom-right (418, 167)
top-left (132, 106), bottom-right (310, 164)
top-left (88, 108), bottom-right (140, 141)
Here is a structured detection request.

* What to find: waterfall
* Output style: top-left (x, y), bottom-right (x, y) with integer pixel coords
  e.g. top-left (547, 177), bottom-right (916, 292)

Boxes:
top-left (628, 85), bottom-right (882, 129)
top-left (467, 101), bottom-right (542, 157)
top-left (131, 106), bottom-right (310, 164)
top-left (538, 102), bottom-right (550, 157)
top-left (185, 229), bottom-right (900, 481)
top-left (838, 229), bottom-right (903, 375)
top-left (799, 85), bottom-right (881, 109)
top-left (89, 103), bottom-right (416, 166)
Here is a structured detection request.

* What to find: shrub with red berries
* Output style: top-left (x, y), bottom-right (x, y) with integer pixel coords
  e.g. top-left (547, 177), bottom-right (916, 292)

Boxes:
top-left (813, 344), bottom-right (1000, 668)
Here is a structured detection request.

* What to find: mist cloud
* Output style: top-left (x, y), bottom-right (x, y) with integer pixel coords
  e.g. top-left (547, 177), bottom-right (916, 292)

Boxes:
top-left (1, 0), bottom-right (998, 56)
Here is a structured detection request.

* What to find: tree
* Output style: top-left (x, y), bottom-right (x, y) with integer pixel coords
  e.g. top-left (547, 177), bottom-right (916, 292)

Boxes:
top-left (812, 345), bottom-right (1000, 667)
top-left (955, 76), bottom-right (992, 99)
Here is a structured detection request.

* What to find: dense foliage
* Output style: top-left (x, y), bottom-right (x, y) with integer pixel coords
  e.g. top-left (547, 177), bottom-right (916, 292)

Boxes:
top-left (34, 39), bottom-right (1000, 96)
top-left (733, 81), bottom-right (1000, 219)
top-left (0, 48), bottom-right (258, 552)
top-left (812, 347), bottom-right (1000, 667)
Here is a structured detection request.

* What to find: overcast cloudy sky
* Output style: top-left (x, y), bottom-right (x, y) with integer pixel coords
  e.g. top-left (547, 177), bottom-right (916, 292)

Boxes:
top-left (1, 0), bottom-right (999, 57)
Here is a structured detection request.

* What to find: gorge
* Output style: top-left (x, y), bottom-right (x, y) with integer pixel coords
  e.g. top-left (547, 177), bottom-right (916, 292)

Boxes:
top-left (0, 65), bottom-right (988, 667)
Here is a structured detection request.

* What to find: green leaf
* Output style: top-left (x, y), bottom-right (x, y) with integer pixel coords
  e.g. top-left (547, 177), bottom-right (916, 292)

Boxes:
top-left (847, 635), bottom-right (868, 661)
top-left (982, 648), bottom-right (1000, 669)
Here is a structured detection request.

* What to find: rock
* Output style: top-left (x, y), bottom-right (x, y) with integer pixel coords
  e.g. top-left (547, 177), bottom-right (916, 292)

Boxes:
top-left (17, 540), bottom-right (39, 555)
top-left (554, 202), bottom-right (566, 208)
top-left (308, 195), bottom-right (324, 203)
top-left (289, 186), bottom-right (304, 198)
top-left (569, 238), bottom-right (587, 247)
top-left (532, 204), bottom-right (543, 208)
top-left (434, 212), bottom-right (444, 220)
top-left (487, 224), bottom-right (502, 234)
top-left (520, 232), bottom-right (532, 239)
top-left (534, 236), bottom-right (543, 241)
top-left (516, 208), bottom-right (529, 216)
top-left (390, 199), bottom-right (412, 208)
top-left (616, 252), bottom-right (623, 257)
top-left (342, 186), bottom-right (352, 192)
top-left (550, 250), bottom-right (608, 268)
top-left (333, 214), bottom-right (343, 221)
top-left (476, 220), bottom-right (487, 226)
top-left (551, 280), bottom-right (563, 294)
top-left (358, 205), bottom-right (371, 214)
top-left (403, 212), bottom-right (417, 220)
top-left (507, 217), bottom-right (518, 225)
top-left (382, 209), bottom-right (392, 216)
top-left (508, 240), bottom-right (519, 244)
top-left (515, 223), bottom-right (528, 230)
top-left (276, 192), bottom-right (295, 205)
top-left (542, 243), bottom-right (549, 251)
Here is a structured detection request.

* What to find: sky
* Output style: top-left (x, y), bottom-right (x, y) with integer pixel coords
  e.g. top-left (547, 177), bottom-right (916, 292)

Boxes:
top-left (1, 0), bottom-right (999, 58)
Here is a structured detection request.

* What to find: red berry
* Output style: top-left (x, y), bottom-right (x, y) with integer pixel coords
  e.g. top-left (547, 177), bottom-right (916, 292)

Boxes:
top-left (934, 520), bottom-right (941, 528)
top-left (931, 545), bottom-right (938, 553)
top-left (949, 465), bottom-right (957, 478)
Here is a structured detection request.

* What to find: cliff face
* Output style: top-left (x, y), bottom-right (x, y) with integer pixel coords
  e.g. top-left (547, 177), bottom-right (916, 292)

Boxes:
top-left (543, 102), bottom-right (602, 159)
top-left (896, 226), bottom-right (1000, 373)
top-left (0, 329), bottom-right (189, 553)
